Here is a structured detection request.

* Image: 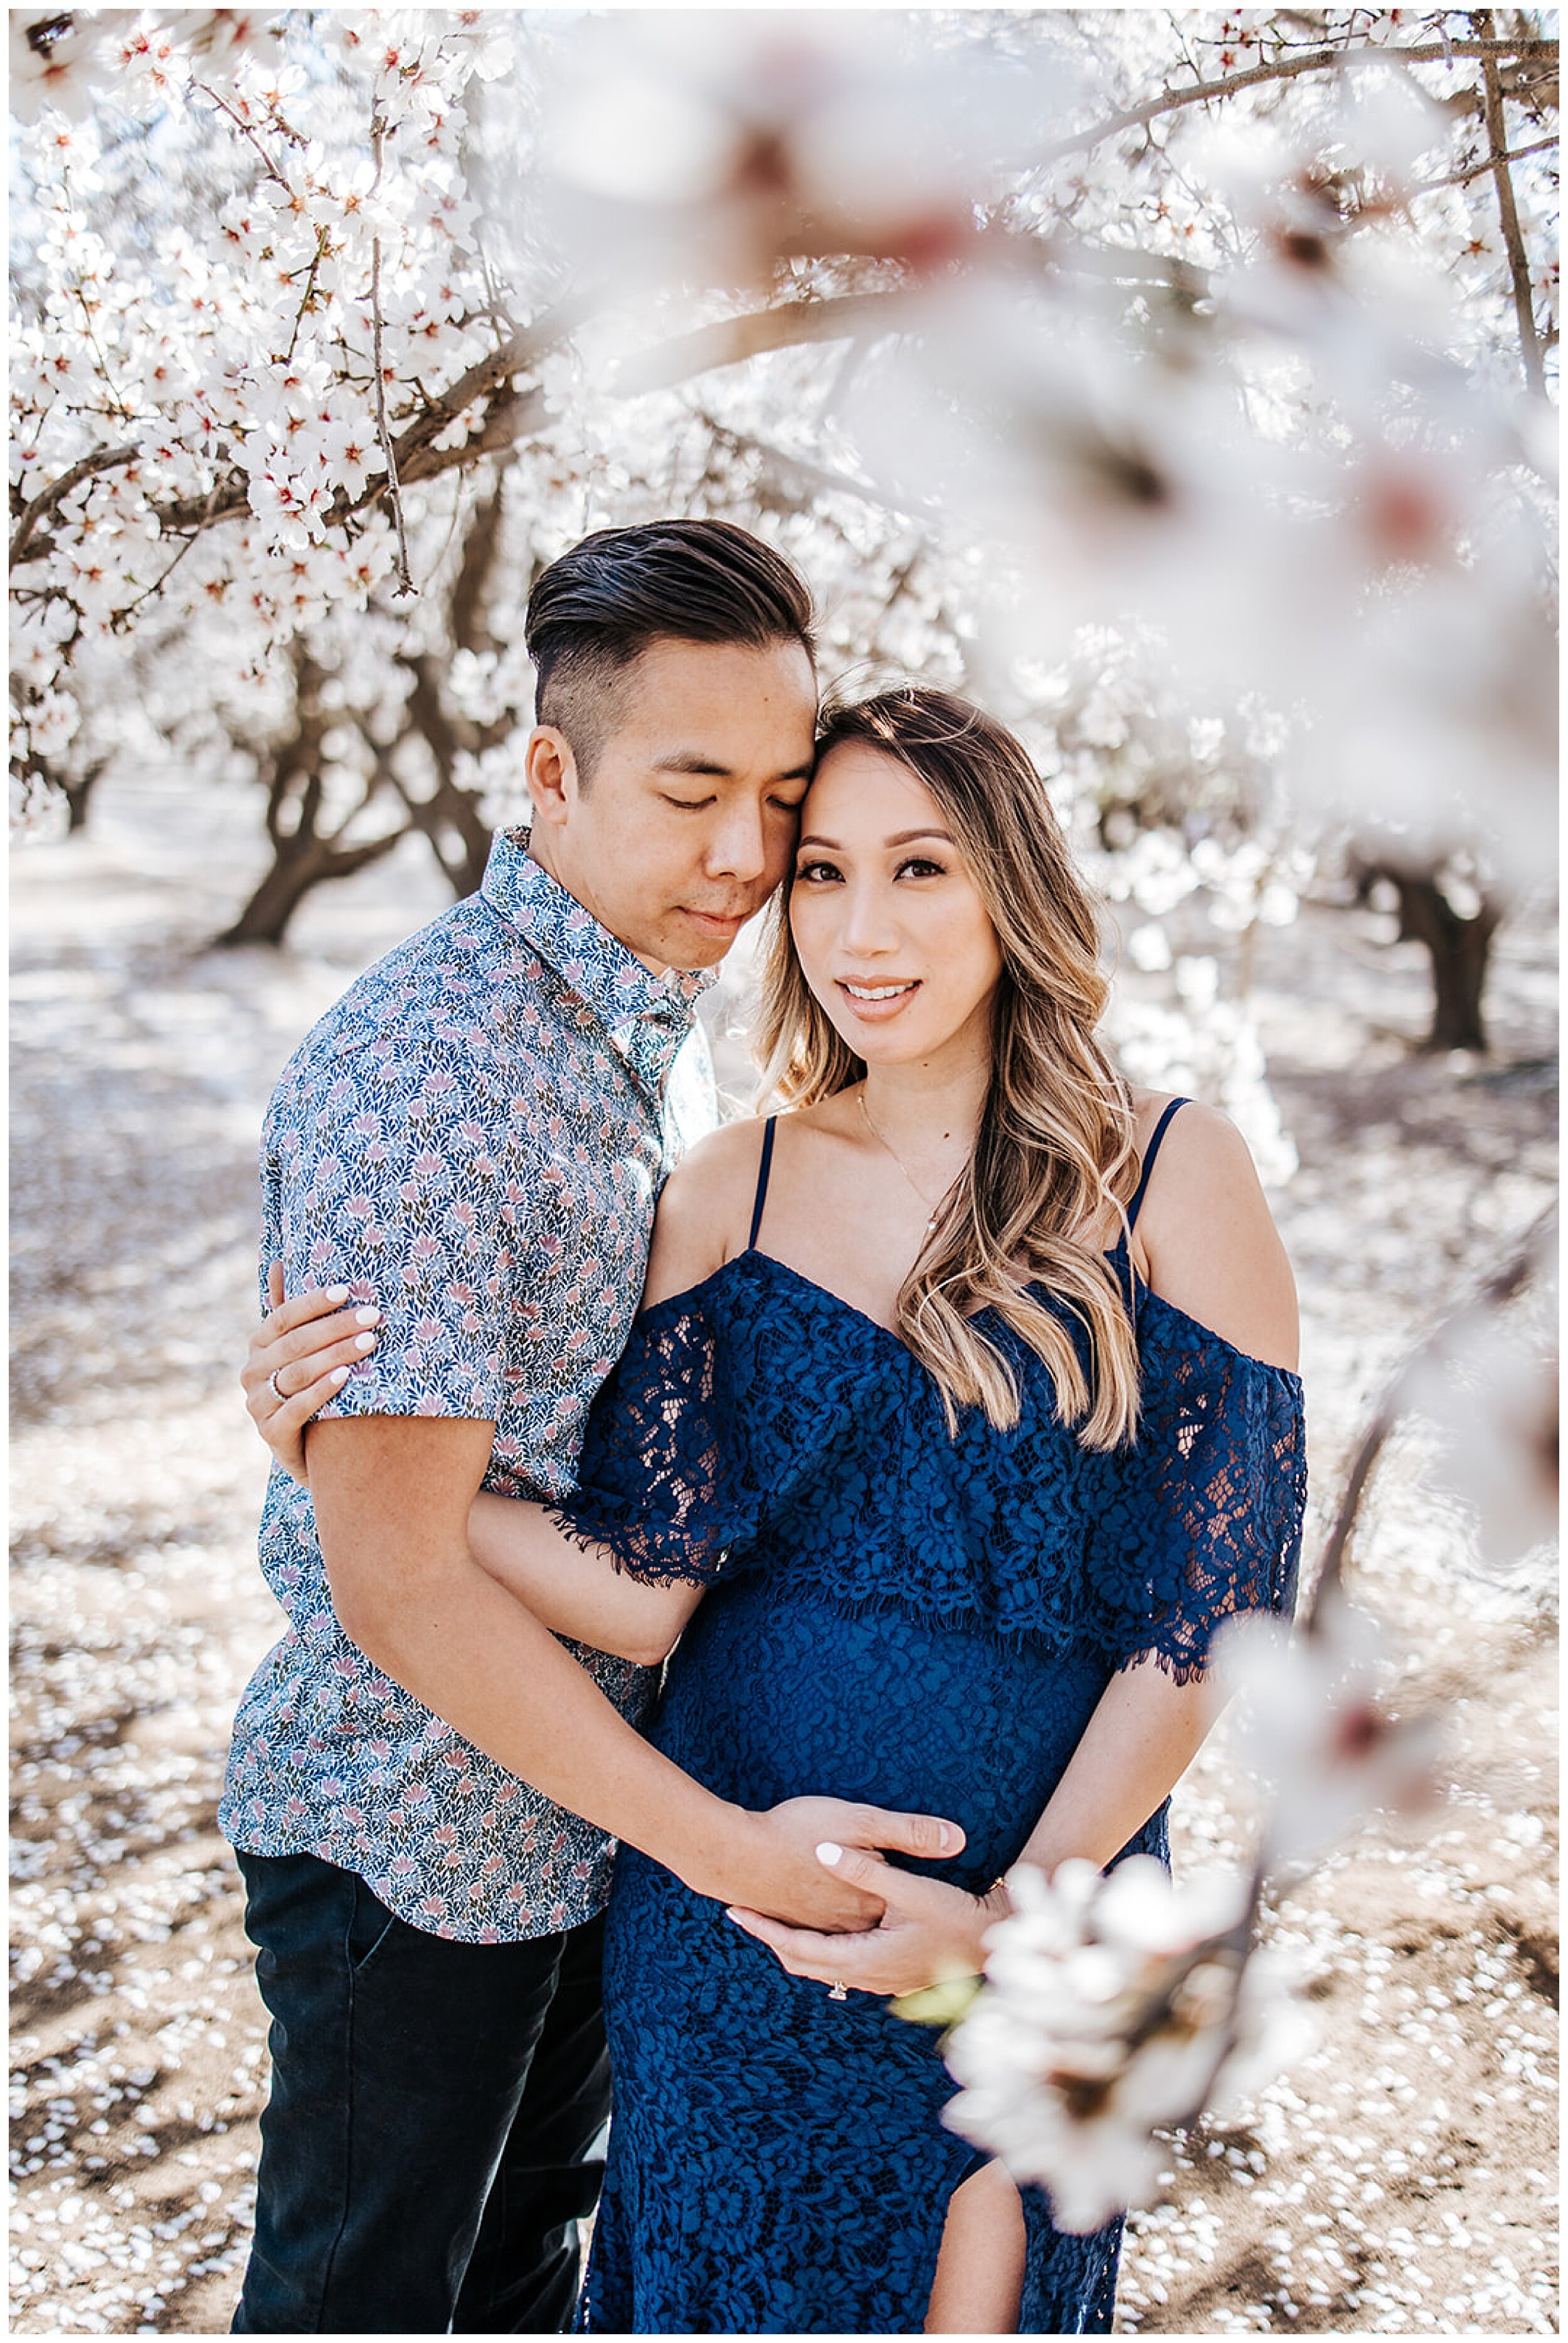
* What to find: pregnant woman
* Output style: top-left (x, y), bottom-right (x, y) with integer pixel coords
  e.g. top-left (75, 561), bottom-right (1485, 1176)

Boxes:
top-left (248, 687), bottom-right (1305, 2334)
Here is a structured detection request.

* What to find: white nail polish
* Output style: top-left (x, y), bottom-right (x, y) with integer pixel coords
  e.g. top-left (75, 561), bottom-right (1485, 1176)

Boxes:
top-left (355, 1307), bottom-right (380, 1327)
top-left (816, 1842), bottom-right (843, 1866)
top-left (331, 1367), bottom-right (349, 1383)
top-left (326, 1285), bottom-right (349, 1302)
top-left (354, 1331), bottom-right (376, 1351)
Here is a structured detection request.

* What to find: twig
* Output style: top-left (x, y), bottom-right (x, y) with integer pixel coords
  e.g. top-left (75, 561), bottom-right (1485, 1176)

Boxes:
top-left (1305, 1206), bottom-right (1555, 1625)
top-left (1416, 133), bottom-right (1559, 193)
top-left (108, 469), bottom-right (225, 631)
top-left (1475, 11), bottom-right (1549, 395)
top-left (283, 227), bottom-right (331, 369)
top-left (697, 415), bottom-right (919, 521)
top-left (191, 78), bottom-right (302, 183)
top-left (9, 444), bottom-right (139, 564)
top-left (368, 109), bottom-right (414, 599)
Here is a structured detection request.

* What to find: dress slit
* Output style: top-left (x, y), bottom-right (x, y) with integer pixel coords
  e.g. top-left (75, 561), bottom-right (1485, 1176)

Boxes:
top-left (923, 2155), bottom-right (1026, 2336)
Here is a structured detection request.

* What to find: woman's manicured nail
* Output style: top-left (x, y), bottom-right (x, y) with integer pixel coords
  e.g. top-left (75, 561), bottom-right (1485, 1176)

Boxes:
top-left (355, 1307), bottom-right (380, 1327)
top-left (354, 1332), bottom-right (376, 1351)
top-left (816, 1842), bottom-right (843, 1867)
top-left (326, 1285), bottom-right (349, 1303)
top-left (331, 1366), bottom-right (350, 1384)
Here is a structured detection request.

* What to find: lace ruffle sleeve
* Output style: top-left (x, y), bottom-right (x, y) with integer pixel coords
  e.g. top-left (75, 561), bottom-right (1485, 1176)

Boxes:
top-left (1085, 1295), bottom-right (1306, 1684)
top-left (548, 1283), bottom-right (770, 1586)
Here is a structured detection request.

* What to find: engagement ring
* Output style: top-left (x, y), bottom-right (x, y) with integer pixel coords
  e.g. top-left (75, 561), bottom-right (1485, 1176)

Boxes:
top-left (268, 1370), bottom-right (288, 1403)
top-left (828, 1980), bottom-right (848, 2001)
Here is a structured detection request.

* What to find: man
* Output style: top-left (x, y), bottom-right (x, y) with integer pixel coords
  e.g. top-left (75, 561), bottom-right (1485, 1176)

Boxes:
top-left (220, 521), bottom-right (960, 2333)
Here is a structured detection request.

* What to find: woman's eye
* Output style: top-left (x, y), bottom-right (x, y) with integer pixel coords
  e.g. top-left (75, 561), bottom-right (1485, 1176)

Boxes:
top-left (795, 859), bottom-right (841, 884)
top-left (898, 856), bottom-right (948, 879)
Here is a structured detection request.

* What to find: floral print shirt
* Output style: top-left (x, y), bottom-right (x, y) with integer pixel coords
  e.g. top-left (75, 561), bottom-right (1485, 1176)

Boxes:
top-left (220, 830), bottom-right (717, 1940)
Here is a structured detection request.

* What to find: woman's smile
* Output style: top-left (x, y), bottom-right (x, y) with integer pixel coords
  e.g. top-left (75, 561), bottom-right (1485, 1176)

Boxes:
top-left (837, 976), bottom-right (923, 1021)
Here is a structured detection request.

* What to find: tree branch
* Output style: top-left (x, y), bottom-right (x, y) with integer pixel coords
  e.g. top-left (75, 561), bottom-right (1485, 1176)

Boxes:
top-left (612, 290), bottom-right (918, 396)
top-left (9, 443), bottom-right (139, 565)
top-left (1040, 35), bottom-right (1559, 165)
top-left (1475, 11), bottom-right (1549, 394)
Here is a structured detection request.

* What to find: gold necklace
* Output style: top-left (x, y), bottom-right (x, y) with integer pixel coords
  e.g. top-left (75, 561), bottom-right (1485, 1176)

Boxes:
top-left (856, 1090), bottom-right (957, 1235)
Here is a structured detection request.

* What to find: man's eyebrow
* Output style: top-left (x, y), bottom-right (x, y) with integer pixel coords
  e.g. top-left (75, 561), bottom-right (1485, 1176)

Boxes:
top-left (797, 827), bottom-right (955, 849)
top-left (653, 752), bottom-right (815, 784)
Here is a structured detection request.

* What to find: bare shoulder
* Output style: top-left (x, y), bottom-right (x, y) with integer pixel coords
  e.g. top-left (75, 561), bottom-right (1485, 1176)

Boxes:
top-left (1131, 1096), bottom-right (1299, 1374)
top-left (642, 1115), bottom-right (769, 1307)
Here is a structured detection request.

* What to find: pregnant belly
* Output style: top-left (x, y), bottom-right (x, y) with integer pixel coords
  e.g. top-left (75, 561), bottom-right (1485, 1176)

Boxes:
top-left (650, 1573), bottom-right (1115, 1893)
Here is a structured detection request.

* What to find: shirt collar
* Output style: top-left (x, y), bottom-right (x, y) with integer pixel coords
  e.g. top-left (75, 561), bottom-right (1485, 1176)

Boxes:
top-left (480, 827), bottom-right (718, 1091)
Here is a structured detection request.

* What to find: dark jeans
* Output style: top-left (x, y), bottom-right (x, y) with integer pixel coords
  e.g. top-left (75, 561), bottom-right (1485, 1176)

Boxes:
top-left (232, 1849), bottom-right (612, 2334)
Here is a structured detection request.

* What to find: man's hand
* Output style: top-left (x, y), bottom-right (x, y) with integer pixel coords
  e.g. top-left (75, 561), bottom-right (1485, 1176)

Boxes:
top-left (707, 1800), bottom-right (967, 1935)
top-left (726, 1837), bottom-right (1009, 1990)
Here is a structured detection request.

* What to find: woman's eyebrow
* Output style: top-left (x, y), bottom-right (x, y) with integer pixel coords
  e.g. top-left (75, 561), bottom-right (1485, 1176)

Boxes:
top-left (797, 827), bottom-right (954, 849)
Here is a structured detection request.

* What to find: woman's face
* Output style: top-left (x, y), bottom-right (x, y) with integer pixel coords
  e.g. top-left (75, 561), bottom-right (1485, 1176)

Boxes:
top-left (788, 741), bottom-right (1004, 1071)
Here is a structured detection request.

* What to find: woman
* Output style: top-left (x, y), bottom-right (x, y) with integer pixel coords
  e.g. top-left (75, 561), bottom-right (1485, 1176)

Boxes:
top-left (246, 688), bottom-right (1305, 2334)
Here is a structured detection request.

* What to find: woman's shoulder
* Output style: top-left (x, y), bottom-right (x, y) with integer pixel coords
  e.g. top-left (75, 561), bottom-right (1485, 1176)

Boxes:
top-left (1127, 1093), bottom-right (1300, 1375)
top-left (644, 1115), bottom-right (771, 1307)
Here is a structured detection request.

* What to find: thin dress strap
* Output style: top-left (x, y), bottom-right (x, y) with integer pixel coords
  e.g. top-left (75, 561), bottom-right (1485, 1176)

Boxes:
top-left (746, 1117), bottom-right (778, 1251)
top-left (1126, 1098), bottom-right (1189, 1233)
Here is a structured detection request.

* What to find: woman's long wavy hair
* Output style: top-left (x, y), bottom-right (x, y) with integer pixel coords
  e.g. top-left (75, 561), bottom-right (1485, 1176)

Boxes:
top-left (755, 686), bottom-right (1142, 1446)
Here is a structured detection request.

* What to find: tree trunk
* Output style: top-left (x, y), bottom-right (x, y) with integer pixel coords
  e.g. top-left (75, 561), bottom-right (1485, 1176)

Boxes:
top-left (213, 645), bottom-right (410, 947)
top-left (1358, 860), bottom-right (1502, 1053)
top-left (62, 758), bottom-right (108, 832)
top-left (392, 650), bottom-right (505, 898)
top-left (214, 825), bottom-right (405, 947)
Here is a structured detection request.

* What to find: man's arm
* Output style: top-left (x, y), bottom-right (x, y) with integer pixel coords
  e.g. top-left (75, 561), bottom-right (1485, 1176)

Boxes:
top-left (311, 1413), bottom-right (961, 1929)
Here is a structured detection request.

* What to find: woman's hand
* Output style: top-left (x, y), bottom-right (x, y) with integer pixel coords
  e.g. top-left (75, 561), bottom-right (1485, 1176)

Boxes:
top-left (725, 1841), bottom-right (1009, 1997)
top-left (242, 1263), bottom-right (381, 1487)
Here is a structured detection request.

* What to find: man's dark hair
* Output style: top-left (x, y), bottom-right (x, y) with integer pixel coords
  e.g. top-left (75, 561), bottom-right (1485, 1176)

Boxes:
top-left (524, 519), bottom-right (816, 781)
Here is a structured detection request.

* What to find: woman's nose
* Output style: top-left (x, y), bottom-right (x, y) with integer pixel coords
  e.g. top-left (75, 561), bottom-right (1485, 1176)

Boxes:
top-left (837, 880), bottom-right (900, 958)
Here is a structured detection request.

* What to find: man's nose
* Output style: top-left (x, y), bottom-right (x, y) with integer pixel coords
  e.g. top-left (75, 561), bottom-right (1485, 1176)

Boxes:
top-left (704, 799), bottom-right (769, 883)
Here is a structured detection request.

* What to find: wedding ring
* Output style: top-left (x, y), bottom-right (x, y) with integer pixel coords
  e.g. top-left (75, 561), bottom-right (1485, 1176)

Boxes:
top-left (267, 1369), bottom-right (288, 1403)
top-left (828, 1979), bottom-right (849, 2001)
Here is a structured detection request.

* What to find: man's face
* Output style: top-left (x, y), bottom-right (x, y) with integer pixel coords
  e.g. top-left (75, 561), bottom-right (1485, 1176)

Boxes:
top-left (527, 635), bottom-right (818, 971)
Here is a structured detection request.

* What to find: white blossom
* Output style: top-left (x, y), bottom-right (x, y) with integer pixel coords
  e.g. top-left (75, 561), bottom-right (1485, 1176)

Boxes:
top-left (944, 1858), bottom-right (1313, 2234)
top-left (1214, 1592), bottom-right (1444, 1871)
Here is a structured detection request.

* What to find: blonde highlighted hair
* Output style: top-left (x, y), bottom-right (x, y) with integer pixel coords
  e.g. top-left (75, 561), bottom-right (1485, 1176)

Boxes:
top-left (756, 686), bottom-right (1142, 1446)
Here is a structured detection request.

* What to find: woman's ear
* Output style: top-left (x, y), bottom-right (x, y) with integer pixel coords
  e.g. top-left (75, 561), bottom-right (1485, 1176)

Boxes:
top-left (524, 725), bottom-right (578, 829)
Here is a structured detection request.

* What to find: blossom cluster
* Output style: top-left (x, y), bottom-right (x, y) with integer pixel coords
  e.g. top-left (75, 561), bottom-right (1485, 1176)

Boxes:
top-left (945, 1857), bottom-right (1313, 2234)
top-left (11, 8), bottom-right (515, 797)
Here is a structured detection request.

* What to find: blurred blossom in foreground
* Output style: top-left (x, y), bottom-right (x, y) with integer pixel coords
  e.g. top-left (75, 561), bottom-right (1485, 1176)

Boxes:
top-left (944, 1857), bottom-right (1311, 2234)
top-left (9, 9), bottom-right (109, 122)
top-left (533, 9), bottom-right (1079, 291)
top-left (1402, 1307), bottom-right (1559, 1576)
top-left (1215, 1593), bottom-right (1444, 1872)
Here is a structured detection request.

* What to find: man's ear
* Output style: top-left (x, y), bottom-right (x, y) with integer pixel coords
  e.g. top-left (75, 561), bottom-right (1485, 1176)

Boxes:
top-left (524, 725), bottom-right (578, 828)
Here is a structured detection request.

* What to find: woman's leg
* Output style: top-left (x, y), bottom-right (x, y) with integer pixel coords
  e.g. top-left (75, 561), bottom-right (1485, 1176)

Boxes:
top-left (924, 2160), bottom-right (1027, 2335)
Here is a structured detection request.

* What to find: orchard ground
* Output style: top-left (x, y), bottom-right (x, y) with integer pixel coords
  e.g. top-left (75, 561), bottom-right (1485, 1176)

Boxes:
top-left (10, 769), bottom-right (1558, 2335)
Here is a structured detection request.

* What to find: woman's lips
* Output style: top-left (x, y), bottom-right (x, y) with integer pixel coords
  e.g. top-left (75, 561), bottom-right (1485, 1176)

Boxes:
top-left (835, 979), bottom-right (921, 1023)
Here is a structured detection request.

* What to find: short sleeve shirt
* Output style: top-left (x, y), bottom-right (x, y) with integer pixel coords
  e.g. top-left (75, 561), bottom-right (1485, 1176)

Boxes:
top-left (219, 831), bottom-right (718, 1941)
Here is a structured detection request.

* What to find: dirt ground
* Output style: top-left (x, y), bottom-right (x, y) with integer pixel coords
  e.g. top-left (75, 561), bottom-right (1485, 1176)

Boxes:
top-left (9, 771), bottom-right (1558, 2335)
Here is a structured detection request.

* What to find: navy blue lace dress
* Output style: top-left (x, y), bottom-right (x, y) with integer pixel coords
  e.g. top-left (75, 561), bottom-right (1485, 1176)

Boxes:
top-left (555, 1102), bottom-right (1305, 2335)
